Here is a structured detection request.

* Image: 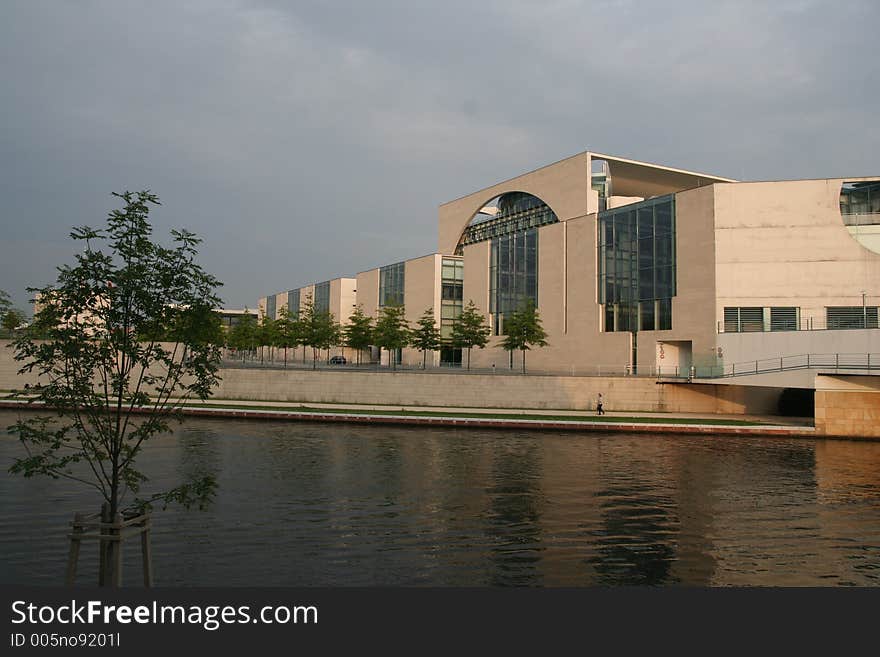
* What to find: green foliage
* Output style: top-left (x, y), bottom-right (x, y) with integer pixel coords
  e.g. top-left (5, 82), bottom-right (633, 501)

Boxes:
top-left (373, 305), bottom-right (410, 369)
top-left (226, 308), bottom-right (258, 358)
top-left (410, 307), bottom-right (441, 369)
top-left (499, 299), bottom-right (548, 373)
top-left (300, 294), bottom-right (340, 369)
top-left (274, 306), bottom-right (303, 367)
top-left (8, 190), bottom-right (222, 520)
top-left (451, 300), bottom-right (491, 370)
top-left (0, 289), bottom-right (10, 316)
top-left (1, 308), bottom-right (26, 335)
top-left (343, 305), bottom-right (374, 365)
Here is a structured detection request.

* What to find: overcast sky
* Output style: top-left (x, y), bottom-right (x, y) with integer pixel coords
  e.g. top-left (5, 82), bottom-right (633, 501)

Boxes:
top-left (2, 0), bottom-right (878, 311)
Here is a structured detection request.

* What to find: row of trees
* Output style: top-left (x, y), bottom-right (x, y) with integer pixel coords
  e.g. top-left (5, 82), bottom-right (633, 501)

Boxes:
top-left (0, 289), bottom-right (27, 337)
top-left (227, 296), bottom-right (548, 372)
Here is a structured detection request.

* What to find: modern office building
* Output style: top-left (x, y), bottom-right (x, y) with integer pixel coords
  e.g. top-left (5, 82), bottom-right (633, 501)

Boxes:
top-left (260, 150), bottom-right (880, 375)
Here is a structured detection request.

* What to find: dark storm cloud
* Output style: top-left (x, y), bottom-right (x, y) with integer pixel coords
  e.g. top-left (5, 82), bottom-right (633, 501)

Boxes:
top-left (1, 0), bottom-right (878, 310)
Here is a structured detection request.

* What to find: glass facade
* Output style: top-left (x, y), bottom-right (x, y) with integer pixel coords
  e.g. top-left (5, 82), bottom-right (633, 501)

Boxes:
top-left (457, 192), bottom-right (557, 253)
top-left (490, 228), bottom-right (538, 335)
top-left (265, 294), bottom-right (276, 321)
top-left (379, 262), bottom-right (405, 307)
top-left (440, 258), bottom-right (464, 361)
top-left (314, 281), bottom-right (331, 315)
top-left (840, 181), bottom-right (880, 226)
top-left (288, 289), bottom-right (300, 317)
top-left (598, 195), bottom-right (675, 332)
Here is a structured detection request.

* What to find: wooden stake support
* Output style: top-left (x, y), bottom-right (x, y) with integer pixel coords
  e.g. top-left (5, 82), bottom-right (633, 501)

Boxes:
top-left (65, 506), bottom-right (153, 587)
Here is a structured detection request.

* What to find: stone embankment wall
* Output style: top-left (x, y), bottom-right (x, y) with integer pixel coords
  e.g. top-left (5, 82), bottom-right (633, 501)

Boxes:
top-left (212, 367), bottom-right (780, 415)
top-left (815, 375), bottom-right (880, 439)
top-left (0, 341), bottom-right (780, 415)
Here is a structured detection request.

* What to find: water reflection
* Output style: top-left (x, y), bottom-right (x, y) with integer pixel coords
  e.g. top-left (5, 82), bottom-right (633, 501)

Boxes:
top-left (1, 411), bottom-right (879, 587)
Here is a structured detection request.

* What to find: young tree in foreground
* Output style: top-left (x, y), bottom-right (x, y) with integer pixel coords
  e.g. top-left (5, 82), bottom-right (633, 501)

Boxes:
top-left (301, 295), bottom-right (340, 369)
top-left (274, 305), bottom-right (302, 368)
top-left (451, 300), bottom-right (491, 371)
top-left (343, 305), bottom-right (374, 365)
top-left (411, 307), bottom-right (441, 369)
top-left (227, 308), bottom-right (258, 360)
top-left (1, 308), bottom-right (26, 336)
top-left (373, 305), bottom-right (410, 370)
top-left (8, 191), bottom-right (222, 584)
top-left (256, 312), bottom-right (277, 364)
top-left (500, 299), bottom-right (548, 374)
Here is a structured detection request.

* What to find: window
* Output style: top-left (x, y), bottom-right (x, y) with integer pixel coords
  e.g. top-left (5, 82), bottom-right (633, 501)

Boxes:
top-left (457, 192), bottom-right (557, 253)
top-left (440, 257), bottom-right (464, 341)
top-left (379, 262), bottom-right (405, 307)
top-left (723, 306), bottom-right (800, 332)
top-left (490, 228), bottom-right (537, 335)
top-left (314, 281), bottom-right (331, 314)
top-left (827, 306), bottom-right (879, 330)
top-left (770, 307), bottom-right (798, 332)
top-left (598, 195), bottom-right (675, 332)
top-left (288, 289), bottom-right (300, 317)
top-left (265, 294), bottom-right (276, 320)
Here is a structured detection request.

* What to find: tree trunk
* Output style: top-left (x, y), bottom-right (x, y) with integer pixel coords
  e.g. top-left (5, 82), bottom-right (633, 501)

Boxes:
top-left (521, 348), bottom-right (526, 374)
top-left (467, 348), bottom-right (471, 371)
top-left (423, 350), bottom-right (427, 369)
top-left (312, 348), bottom-right (317, 370)
top-left (284, 346), bottom-right (288, 368)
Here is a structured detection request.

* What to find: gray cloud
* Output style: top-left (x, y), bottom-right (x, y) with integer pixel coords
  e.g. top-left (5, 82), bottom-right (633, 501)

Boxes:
top-left (1, 0), bottom-right (878, 310)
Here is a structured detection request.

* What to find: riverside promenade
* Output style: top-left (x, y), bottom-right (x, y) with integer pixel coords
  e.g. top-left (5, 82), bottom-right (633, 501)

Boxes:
top-left (0, 397), bottom-right (818, 439)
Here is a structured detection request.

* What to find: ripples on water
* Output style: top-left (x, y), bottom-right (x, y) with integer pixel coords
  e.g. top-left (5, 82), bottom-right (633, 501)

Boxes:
top-left (1, 411), bottom-right (879, 586)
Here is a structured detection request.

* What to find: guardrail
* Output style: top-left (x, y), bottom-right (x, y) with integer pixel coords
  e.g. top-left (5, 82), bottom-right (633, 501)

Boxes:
top-left (658, 353), bottom-right (880, 380)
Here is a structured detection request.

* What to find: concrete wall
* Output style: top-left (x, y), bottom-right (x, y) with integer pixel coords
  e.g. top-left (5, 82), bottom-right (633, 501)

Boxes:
top-left (331, 278), bottom-right (358, 324)
top-left (713, 179), bottom-right (880, 327)
top-left (0, 340), bottom-right (777, 416)
top-left (212, 365), bottom-right (781, 415)
top-left (815, 374), bottom-right (880, 438)
top-left (718, 328), bottom-right (880, 366)
top-left (438, 152), bottom-right (592, 255)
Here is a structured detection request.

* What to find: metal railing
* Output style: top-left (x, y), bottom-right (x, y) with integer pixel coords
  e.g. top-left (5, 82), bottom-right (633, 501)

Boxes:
top-left (658, 353), bottom-right (880, 380)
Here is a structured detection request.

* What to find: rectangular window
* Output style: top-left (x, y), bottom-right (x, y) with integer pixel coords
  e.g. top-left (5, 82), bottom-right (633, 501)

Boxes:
top-left (723, 307), bottom-right (740, 332)
top-left (266, 294), bottom-right (276, 320)
top-left (827, 306), bottom-right (879, 330)
top-left (598, 196), bottom-right (675, 332)
top-left (770, 307), bottom-right (798, 332)
top-left (314, 281), bottom-right (331, 315)
top-left (288, 289), bottom-right (300, 317)
top-left (738, 307), bottom-right (764, 332)
top-left (379, 262), bottom-right (405, 307)
top-left (491, 228), bottom-right (538, 335)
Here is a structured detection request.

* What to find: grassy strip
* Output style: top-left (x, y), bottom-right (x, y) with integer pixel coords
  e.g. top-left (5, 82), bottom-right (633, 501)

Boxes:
top-left (178, 401), bottom-right (767, 426)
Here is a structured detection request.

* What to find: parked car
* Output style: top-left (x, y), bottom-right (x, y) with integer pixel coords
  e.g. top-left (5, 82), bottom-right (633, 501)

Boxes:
top-left (329, 356), bottom-right (347, 365)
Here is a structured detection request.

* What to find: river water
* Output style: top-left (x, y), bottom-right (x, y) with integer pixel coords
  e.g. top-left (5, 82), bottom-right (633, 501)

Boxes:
top-left (1, 411), bottom-right (879, 586)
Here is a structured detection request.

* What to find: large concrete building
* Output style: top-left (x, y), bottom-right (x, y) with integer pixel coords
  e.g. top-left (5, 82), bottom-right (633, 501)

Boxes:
top-left (260, 150), bottom-right (880, 376)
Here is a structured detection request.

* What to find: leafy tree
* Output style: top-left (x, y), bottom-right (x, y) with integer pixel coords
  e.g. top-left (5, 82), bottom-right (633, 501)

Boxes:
top-left (410, 307), bottom-right (441, 369)
top-left (2, 308), bottom-right (26, 336)
top-left (274, 305), bottom-right (302, 368)
top-left (499, 299), bottom-right (548, 373)
top-left (301, 294), bottom-right (340, 369)
top-left (8, 191), bottom-right (222, 584)
top-left (0, 289), bottom-right (10, 316)
top-left (227, 308), bottom-right (258, 360)
top-left (343, 304), bottom-right (374, 365)
top-left (256, 312), bottom-right (277, 364)
top-left (451, 300), bottom-right (491, 370)
top-left (373, 304), bottom-right (410, 370)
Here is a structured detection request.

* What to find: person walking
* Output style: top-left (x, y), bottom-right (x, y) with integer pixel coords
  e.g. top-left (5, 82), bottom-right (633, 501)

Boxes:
top-left (596, 392), bottom-right (605, 416)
